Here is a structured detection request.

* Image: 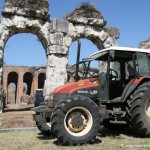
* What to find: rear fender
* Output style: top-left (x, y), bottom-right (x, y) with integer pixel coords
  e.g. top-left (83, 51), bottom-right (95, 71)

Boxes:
top-left (121, 77), bottom-right (150, 102)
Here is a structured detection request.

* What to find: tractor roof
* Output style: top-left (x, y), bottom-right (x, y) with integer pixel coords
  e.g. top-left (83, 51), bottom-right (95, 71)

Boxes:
top-left (84, 46), bottom-right (150, 61)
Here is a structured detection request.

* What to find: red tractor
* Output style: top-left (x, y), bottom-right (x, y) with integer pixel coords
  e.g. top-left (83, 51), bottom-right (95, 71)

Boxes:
top-left (32, 46), bottom-right (150, 145)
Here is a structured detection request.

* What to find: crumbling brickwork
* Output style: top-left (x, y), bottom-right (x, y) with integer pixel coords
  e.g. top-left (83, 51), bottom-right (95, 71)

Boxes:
top-left (3, 66), bottom-right (46, 107)
top-left (0, 1), bottom-right (119, 112)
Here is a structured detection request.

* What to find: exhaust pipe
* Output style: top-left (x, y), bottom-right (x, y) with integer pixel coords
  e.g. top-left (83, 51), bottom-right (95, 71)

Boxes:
top-left (75, 39), bottom-right (81, 81)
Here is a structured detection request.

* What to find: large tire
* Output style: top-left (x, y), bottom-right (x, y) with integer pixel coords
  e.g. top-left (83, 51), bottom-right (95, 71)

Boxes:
top-left (126, 81), bottom-right (150, 137)
top-left (34, 113), bottom-right (51, 135)
top-left (51, 95), bottom-right (101, 145)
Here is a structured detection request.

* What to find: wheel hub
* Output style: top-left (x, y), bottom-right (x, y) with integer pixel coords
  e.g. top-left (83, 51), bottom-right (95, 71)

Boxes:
top-left (64, 107), bottom-right (93, 137)
top-left (68, 112), bottom-right (87, 133)
top-left (146, 106), bottom-right (150, 122)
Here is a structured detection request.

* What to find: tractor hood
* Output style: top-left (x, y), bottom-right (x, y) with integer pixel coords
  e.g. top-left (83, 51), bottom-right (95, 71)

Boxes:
top-left (52, 78), bottom-right (99, 94)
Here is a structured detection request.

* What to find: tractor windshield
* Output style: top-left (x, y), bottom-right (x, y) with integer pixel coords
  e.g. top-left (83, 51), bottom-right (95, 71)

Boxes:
top-left (70, 59), bottom-right (99, 81)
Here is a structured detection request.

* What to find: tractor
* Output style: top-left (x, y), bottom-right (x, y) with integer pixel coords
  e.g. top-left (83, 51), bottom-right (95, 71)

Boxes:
top-left (32, 46), bottom-right (150, 145)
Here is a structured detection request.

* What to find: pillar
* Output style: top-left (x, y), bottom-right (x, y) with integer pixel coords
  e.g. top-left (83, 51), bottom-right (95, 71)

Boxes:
top-left (44, 54), bottom-right (68, 97)
top-left (16, 73), bottom-right (23, 104)
top-left (33, 76), bottom-right (38, 93)
top-left (2, 70), bottom-right (8, 105)
top-left (0, 66), bottom-right (3, 113)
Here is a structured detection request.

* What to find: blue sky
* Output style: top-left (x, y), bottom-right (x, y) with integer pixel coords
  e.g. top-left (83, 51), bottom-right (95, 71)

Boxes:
top-left (0, 0), bottom-right (150, 66)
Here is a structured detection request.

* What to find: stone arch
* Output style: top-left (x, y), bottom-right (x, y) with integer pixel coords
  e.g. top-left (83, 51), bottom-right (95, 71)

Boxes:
top-left (0, 1), bottom-right (120, 109)
top-left (64, 19), bottom-right (120, 54)
top-left (23, 72), bottom-right (33, 96)
top-left (7, 71), bottom-right (18, 104)
top-left (0, 15), bottom-right (53, 101)
top-left (0, 17), bottom-right (48, 56)
top-left (41, 7), bottom-right (119, 98)
top-left (38, 73), bottom-right (45, 89)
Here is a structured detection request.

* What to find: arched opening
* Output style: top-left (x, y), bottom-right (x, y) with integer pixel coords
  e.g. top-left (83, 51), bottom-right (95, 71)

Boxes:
top-left (4, 33), bottom-right (46, 66)
top-left (3, 33), bottom-right (46, 107)
top-left (38, 73), bottom-right (45, 89)
top-left (68, 39), bottom-right (99, 82)
top-left (7, 72), bottom-right (18, 104)
top-left (68, 39), bottom-right (99, 65)
top-left (23, 72), bottom-right (33, 96)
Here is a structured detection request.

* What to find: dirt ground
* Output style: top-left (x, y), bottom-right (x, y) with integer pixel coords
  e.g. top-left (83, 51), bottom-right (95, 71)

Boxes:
top-left (0, 106), bottom-right (36, 128)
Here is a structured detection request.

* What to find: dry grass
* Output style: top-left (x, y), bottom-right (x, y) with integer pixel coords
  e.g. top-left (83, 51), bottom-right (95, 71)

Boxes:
top-left (0, 130), bottom-right (150, 150)
top-left (66, 2), bottom-right (104, 20)
top-left (5, 0), bottom-right (49, 10)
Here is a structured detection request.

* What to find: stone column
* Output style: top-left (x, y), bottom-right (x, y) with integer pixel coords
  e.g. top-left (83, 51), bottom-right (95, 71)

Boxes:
top-left (44, 54), bottom-right (68, 98)
top-left (2, 71), bottom-right (7, 105)
top-left (42, 19), bottom-right (70, 98)
top-left (0, 67), bottom-right (3, 113)
top-left (0, 49), bottom-right (3, 112)
top-left (16, 73), bottom-right (23, 104)
top-left (33, 76), bottom-right (38, 93)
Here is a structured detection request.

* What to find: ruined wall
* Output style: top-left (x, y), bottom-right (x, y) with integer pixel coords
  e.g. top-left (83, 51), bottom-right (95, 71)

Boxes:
top-left (139, 38), bottom-right (150, 49)
top-left (3, 65), bottom-right (98, 106)
top-left (3, 66), bottom-right (46, 106)
top-left (0, 1), bottom-right (119, 112)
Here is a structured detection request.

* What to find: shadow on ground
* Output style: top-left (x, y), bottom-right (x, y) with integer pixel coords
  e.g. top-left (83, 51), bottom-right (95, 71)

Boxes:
top-left (53, 138), bottom-right (102, 146)
top-left (98, 126), bottom-right (136, 138)
top-left (37, 133), bottom-right (54, 140)
top-left (36, 126), bottom-right (136, 146)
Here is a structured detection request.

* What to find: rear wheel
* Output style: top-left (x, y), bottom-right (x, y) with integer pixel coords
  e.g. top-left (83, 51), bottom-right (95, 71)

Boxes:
top-left (126, 81), bottom-right (150, 137)
top-left (51, 95), bottom-right (101, 145)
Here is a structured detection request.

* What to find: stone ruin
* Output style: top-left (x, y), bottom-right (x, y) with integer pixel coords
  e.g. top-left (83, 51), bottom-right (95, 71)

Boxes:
top-left (0, 1), bottom-right (120, 112)
top-left (3, 65), bottom-right (98, 107)
top-left (139, 37), bottom-right (150, 49)
top-left (3, 0), bottom-right (50, 19)
top-left (3, 65), bottom-right (46, 106)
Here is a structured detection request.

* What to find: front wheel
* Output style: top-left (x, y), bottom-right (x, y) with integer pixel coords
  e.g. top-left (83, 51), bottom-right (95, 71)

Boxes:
top-left (51, 95), bottom-right (101, 145)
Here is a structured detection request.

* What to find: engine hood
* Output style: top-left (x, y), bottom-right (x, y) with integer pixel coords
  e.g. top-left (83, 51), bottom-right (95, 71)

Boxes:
top-left (52, 78), bottom-right (99, 94)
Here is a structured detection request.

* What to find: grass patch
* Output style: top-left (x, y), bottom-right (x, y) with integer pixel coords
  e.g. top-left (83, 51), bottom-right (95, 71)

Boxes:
top-left (0, 131), bottom-right (150, 150)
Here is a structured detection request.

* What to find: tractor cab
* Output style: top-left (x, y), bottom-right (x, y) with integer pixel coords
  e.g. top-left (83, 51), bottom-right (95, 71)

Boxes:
top-left (83, 47), bottom-right (150, 103)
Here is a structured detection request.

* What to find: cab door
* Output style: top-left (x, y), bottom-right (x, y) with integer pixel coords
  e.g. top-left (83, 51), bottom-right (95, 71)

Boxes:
top-left (98, 61), bottom-right (109, 102)
top-left (134, 52), bottom-right (150, 76)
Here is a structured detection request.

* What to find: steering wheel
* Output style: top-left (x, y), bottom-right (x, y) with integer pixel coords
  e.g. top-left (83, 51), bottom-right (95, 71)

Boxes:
top-left (109, 69), bottom-right (118, 80)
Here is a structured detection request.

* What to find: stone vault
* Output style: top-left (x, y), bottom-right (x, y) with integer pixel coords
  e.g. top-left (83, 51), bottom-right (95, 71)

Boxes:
top-left (0, 1), bottom-right (119, 112)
